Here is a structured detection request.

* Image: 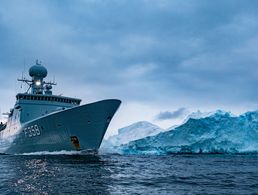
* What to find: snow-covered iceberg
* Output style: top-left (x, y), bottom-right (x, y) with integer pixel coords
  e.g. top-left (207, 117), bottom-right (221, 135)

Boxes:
top-left (120, 110), bottom-right (258, 154)
top-left (100, 121), bottom-right (164, 153)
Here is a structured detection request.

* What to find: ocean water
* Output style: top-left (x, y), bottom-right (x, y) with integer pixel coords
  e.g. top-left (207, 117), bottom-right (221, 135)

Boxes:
top-left (0, 154), bottom-right (258, 194)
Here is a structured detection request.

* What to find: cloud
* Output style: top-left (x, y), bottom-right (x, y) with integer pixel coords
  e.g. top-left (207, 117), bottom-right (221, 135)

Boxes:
top-left (156, 108), bottom-right (189, 121)
top-left (1, 0), bottom-right (258, 131)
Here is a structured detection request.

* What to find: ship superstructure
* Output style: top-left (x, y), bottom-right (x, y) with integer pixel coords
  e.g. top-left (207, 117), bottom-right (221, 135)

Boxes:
top-left (0, 61), bottom-right (121, 154)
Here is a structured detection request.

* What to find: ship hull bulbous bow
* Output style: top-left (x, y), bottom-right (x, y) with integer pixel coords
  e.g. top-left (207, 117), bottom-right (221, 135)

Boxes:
top-left (5, 99), bottom-right (121, 154)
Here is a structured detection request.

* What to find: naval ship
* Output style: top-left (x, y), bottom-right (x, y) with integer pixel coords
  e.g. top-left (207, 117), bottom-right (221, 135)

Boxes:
top-left (0, 61), bottom-right (121, 154)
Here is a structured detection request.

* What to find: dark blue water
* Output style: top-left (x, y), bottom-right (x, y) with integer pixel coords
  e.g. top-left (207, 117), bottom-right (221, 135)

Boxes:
top-left (0, 154), bottom-right (258, 194)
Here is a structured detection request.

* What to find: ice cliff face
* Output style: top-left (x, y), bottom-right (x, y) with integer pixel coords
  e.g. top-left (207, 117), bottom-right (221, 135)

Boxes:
top-left (108, 121), bottom-right (164, 146)
top-left (100, 121), bottom-right (164, 153)
top-left (120, 111), bottom-right (258, 154)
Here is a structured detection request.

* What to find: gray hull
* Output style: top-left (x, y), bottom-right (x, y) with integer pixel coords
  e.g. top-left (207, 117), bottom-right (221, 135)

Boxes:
top-left (3, 99), bottom-right (121, 154)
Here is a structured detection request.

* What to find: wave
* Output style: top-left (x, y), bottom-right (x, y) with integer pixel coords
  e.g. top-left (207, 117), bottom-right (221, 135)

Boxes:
top-left (16, 150), bottom-right (98, 156)
top-left (16, 150), bottom-right (82, 156)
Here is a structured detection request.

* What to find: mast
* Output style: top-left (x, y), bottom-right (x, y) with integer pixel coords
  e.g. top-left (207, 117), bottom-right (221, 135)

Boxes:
top-left (17, 60), bottom-right (56, 95)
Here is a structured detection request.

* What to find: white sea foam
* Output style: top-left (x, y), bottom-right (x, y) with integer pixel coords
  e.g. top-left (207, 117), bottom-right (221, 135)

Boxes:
top-left (17, 150), bottom-right (83, 156)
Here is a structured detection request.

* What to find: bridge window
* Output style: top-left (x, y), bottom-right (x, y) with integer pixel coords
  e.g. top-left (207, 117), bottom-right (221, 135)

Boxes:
top-left (17, 94), bottom-right (79, 105)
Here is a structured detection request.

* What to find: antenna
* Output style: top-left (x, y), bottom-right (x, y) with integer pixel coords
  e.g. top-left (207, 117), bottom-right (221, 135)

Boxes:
top-left (17, 77), bottom-right (33, 94)
top-left (20, 73), bottom-right (23, 89)
top-left (23, 58), bottom-right (25, 79)
top-left (20, 59), bottom-right (26, 89)
top-left (20, 70), bottom-right (24, 89)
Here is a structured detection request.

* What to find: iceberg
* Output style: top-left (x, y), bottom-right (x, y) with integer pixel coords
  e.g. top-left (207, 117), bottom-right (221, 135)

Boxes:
top-left (120, 110), bottom-right (258, 154)
top-left (100, 121), bottom-right (164, 153)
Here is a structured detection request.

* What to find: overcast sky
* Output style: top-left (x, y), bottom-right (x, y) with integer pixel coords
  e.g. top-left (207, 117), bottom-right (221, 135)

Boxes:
top-left (1, 0), bottom-right (258, 136)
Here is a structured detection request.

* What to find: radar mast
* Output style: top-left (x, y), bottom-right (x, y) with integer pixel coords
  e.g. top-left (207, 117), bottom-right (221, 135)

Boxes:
top-left (18, 60), bottom-right (56, 95)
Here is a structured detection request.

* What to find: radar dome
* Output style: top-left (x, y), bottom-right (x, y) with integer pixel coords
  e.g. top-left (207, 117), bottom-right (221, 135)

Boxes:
top-left (29, 62), bottom-right (48, 78)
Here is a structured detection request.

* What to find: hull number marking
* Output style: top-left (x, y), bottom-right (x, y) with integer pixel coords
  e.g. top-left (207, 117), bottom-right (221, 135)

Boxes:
top-left (24, 125), bottom-right (41, 138)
